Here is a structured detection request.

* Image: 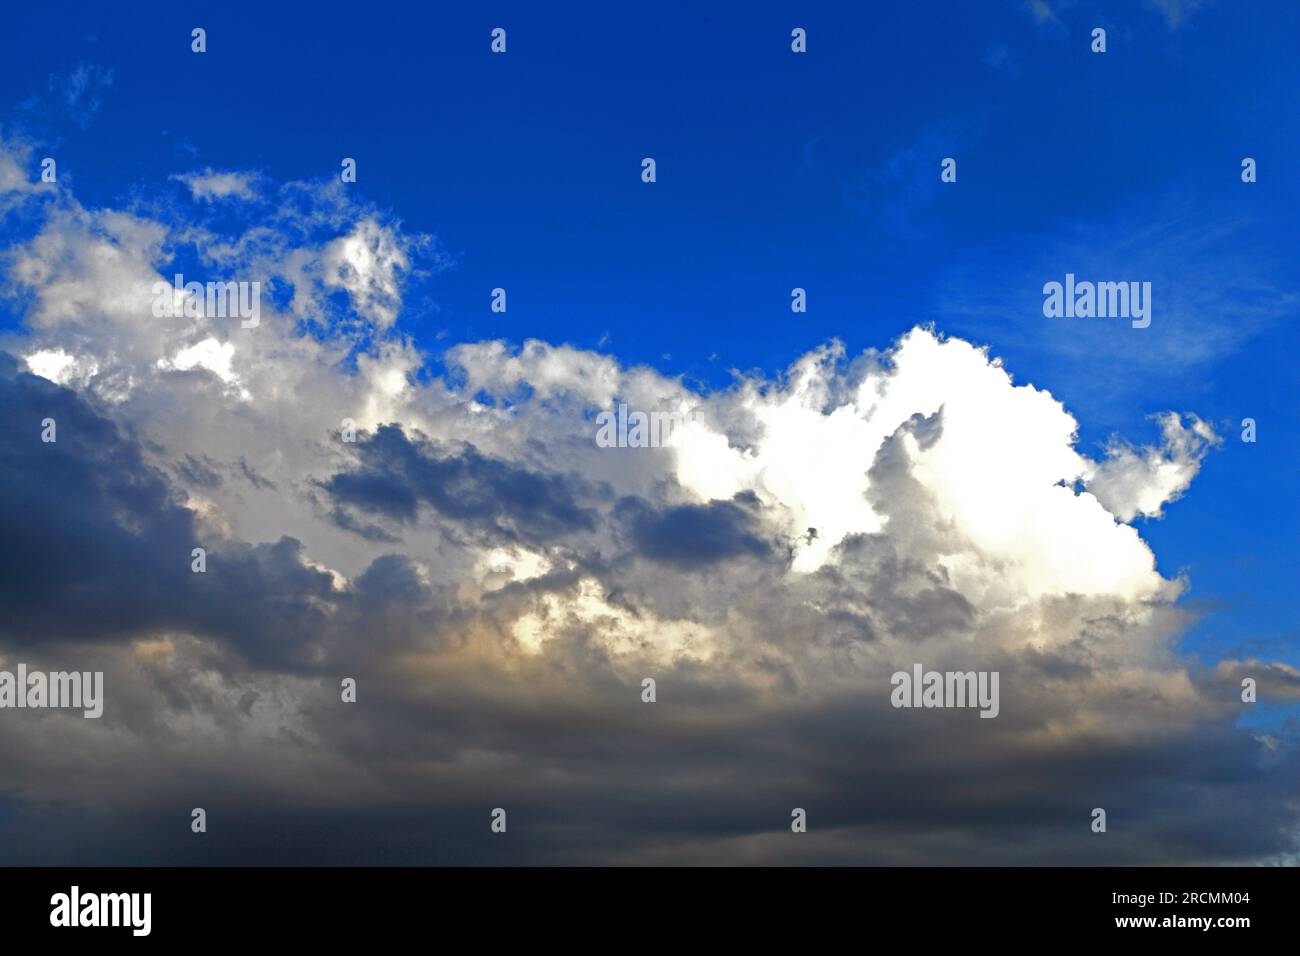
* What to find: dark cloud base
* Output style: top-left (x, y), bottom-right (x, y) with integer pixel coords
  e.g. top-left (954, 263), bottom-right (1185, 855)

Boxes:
top-left (2, 355), bottom-right (1298, 866)
top-left (2, 688), bottom-right (1294, 866)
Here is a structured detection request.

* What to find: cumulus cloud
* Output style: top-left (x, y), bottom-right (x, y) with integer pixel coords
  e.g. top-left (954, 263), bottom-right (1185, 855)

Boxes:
top-left (1085, 412), bottom-right (1221, 521)
top-left (0, 139), bottom-right (1296, 865)
top-left (319, 218), bottom-right (411, 328)
top-left (0, 134), bottom-right (55, 205)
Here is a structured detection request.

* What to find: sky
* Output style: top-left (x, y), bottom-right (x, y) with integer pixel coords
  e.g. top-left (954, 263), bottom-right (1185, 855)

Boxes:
top-left (0, 0), bottom-right (1296, 864)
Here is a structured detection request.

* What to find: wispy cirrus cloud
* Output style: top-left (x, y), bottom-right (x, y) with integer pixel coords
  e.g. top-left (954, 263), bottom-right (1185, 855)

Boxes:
top-left (1146, 0), bottom-right (1210, 29)
top-left (934, 191), bottom-right (1299, 423)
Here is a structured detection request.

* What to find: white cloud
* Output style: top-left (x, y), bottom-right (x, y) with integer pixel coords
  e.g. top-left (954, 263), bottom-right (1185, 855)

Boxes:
top-left (1085, 412), bottom-right (1220, 521)
top-left (158, 336), bottom-right (244, 392)
top-left (320, 218), bottom-right (410, 328)
top-left (173, 168), bottom-right (261, 203)
top-left (25, 348), bottom-right (77, 383)
top-left (0, 136), bottom-right (53, 201)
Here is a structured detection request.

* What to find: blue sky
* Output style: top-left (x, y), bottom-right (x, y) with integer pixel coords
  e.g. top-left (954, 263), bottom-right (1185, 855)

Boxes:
top-left (0, 1), bottom-right (1296, 863)
top-left (5, 2), bottom-right (1289, 665)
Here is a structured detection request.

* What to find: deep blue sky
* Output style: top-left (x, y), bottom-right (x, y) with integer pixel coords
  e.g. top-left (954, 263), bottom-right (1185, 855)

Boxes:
top-left (1, 1), bottom-right (1296, 680)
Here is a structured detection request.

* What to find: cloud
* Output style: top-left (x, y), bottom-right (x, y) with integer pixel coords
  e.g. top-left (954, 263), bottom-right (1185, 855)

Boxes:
top-left (49, 63), bottom-right (113, 128)
top-left (0, 143), bottom-right (1296, 865)
top-left (172, 168), bottom-right (262, 203)
top-left (319, 218), bottom-right (411, 328)
top-left (1085, 412), bottom-right (1221, 521)
top-left (158, 337), bottom-right (241, 388)
top-left (325, 424), bottom-right (602, 544)
top-left (1215, 659), bottom-right (1300, 700)
top-left (613, 492), bottom-right (778, 569)
top-left (0, 355), bottom-right (347, 668)
top-left (1146, 0), bottom-right (1208, 28)
top-left (935, 193), bottom-right (1299, 423)
top-left (0, 136), bottom-right (48, 196)
top-left (982, 44), bottom-right (1020, 77)
top-left (1023, 0), bottom-right (1068, 29)
top-left (845, 119), bottom-right (975, 241)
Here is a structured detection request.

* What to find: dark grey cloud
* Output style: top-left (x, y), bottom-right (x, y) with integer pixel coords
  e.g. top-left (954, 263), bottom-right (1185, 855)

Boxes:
top-left (614, 490), bottom-right (779, 569)
top-left (175, 453), bottom-right (223, 489)
top-left (0, 354), bottom-right (335, 669)
top-left (0, 352), bottom-right (201, 644)
top-left (238, 457), bottom-right (277, 491)
top-left (325, 424), bottom-right (600, 544)
top-left (1, 638), bottom-right (1295, 866)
